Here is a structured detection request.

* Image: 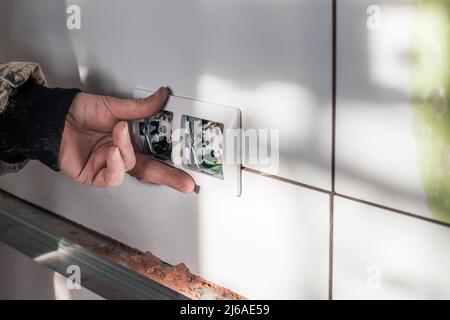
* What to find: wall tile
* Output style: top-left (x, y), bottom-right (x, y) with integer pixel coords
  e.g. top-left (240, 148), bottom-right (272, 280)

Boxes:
top-left (333, 197), bottom-right (450, 300)
top-left (336, 0), bottom-right (450, 223)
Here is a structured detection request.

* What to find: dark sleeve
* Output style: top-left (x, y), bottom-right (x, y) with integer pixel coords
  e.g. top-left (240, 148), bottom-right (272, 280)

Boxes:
top-left (0, 79), bottom-right (80, 171)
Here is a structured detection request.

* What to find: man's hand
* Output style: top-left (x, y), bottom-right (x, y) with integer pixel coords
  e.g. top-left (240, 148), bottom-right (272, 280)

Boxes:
top-left (59, 87), bottom-right (195, 193)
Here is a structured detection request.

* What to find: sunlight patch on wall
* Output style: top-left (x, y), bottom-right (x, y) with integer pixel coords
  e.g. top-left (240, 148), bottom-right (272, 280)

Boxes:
top-left (196, 74), bottom-right (317, 172)
top-left (368, 4), bottom-right (414, 95)
top-left (411, 0), bottom-right (450, 223)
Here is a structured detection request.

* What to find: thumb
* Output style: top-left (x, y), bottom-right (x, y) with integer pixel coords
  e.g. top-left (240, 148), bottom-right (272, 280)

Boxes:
top-left (105, 87), bottom-right (170, 120)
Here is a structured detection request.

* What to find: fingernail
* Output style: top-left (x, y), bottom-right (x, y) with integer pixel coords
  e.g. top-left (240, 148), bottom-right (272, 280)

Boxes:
top-left (121, 122), bottom-right (129, 136)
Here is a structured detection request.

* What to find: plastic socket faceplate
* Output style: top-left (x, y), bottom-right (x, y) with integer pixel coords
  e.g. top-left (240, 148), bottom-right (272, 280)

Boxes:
top-left (132, 88), bottom-right (242, 196)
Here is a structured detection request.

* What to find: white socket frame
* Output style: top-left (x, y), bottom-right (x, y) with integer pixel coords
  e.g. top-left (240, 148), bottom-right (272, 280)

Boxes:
top-left (132, 88), bottom-right (242, 196)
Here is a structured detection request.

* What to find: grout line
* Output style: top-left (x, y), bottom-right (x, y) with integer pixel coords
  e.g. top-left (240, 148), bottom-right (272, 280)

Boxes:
top-left (328, 194), bottom-right (334, 300)
top-left (331, 0), bottom-right (337, 194)
top-left (336, 193), bottom-right (450, 228)
top-left (242, 167), bottom-right (330, 194)
top-left (329, 0), bottom-right (337, 301)
top-left (243, 167), bottom-right (450, 229)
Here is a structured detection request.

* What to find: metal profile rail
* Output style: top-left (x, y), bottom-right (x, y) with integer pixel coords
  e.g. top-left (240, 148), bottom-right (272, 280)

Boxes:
top-left (0, 190), bottom-right (189, 300)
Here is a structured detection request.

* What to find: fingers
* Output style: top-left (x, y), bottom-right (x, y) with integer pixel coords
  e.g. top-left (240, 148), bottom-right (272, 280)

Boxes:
top-left (92, 147), bottom-right (125, 188)
top-left (105, 87), bottom-right (170, 120)
top-left (129, 152), bottom-right (196, 194)
top-left (112, 121), bottom-right (136, 171)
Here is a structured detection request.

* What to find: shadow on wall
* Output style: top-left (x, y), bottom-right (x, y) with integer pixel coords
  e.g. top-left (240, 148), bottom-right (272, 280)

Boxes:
top-left (0, 0), bottom-right (83, 88)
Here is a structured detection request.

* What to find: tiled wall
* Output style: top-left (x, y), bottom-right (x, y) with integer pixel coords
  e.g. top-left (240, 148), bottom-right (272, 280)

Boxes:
top-left (0, 0), bottom-right (449, 299)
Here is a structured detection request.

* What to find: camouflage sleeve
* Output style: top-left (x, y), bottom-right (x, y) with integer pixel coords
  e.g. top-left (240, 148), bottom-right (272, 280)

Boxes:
top-left (0, 62), bottom-right (47, 113)
top-left (0, 61), bottom-right (80, 177)
top-left (0, 62), bottom-right (48, 175)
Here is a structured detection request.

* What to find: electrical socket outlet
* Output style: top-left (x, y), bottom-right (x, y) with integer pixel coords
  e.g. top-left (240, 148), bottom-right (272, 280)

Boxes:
top-left (131, 88), bottom-right (242, 196)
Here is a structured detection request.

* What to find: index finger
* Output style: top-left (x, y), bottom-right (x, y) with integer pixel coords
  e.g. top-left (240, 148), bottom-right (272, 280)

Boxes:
top-left (105, 87), bottom-right (170, 120)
